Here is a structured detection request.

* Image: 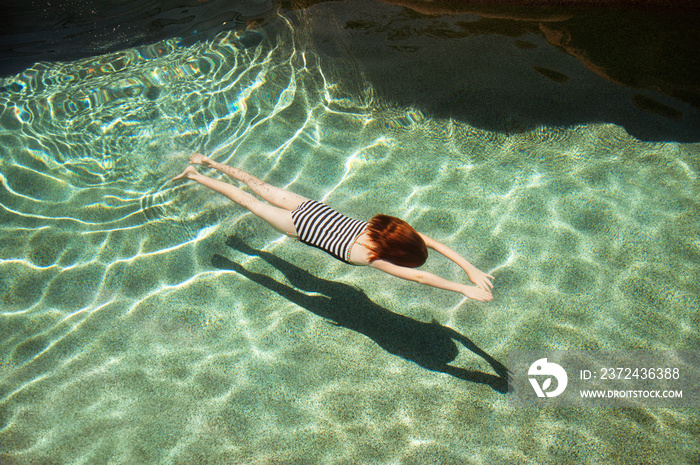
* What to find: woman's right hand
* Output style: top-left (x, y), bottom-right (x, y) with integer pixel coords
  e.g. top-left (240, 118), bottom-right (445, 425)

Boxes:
top-left (462, 285), bottom-right (493, 302)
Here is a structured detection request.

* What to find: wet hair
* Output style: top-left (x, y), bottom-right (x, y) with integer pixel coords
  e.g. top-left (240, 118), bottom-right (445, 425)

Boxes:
top-left (366, 214), bottom-right (428, 268)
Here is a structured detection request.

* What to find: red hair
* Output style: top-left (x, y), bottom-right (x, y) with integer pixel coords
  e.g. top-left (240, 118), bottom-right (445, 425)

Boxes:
top-left (366, 215), bottom-right (428, 268)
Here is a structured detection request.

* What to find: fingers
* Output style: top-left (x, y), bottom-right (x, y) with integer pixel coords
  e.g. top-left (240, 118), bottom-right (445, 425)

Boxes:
top-left (469, 271), bottom-right (495, 290)
top-left (465, 286), bottom-right (493, 302)
top-left (478, 285), bottom-right (492, 300)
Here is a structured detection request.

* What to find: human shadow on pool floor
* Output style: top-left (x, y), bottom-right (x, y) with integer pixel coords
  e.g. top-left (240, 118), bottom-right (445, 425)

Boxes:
top-left (212, 236), bottom-right (510, 393)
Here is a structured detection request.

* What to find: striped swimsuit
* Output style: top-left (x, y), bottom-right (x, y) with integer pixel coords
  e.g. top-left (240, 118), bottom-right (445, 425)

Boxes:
top-left (291, 200), bottom-right (368, 264)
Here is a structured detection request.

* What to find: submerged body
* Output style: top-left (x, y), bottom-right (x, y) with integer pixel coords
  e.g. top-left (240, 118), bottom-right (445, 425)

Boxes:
top-left (173, 154), bottom-right (494, 302)
top-left (291, 199), bottom-right (368, 264)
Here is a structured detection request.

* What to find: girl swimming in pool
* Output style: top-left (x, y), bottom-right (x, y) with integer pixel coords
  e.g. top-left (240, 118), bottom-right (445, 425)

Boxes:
top-left (172, 154), bottom-right (494, 301)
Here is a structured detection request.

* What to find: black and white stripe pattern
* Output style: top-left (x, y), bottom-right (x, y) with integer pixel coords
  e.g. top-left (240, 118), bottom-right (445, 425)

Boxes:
top-left (291, 200), bottom-right (368, 263)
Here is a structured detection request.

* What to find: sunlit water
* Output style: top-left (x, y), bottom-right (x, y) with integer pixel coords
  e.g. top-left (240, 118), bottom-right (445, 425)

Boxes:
top-left (1, 11), bottom-right (698, 465)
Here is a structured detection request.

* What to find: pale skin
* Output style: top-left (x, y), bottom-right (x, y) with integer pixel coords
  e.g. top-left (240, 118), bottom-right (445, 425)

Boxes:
top-left (172, 154), bottom-right (494, 301)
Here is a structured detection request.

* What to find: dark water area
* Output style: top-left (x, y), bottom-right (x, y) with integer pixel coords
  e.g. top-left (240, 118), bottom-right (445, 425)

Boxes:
top-left (0, 0), bottom-right (275, 73)
top-left (2, 0), bottom-right (699, 141)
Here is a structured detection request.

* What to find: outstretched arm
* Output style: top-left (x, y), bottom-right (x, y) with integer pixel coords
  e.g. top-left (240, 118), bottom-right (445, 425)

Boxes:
top-left (419, 233), bottom-right (494, 291)
top-left (369, 260), bottom-right (493, 302)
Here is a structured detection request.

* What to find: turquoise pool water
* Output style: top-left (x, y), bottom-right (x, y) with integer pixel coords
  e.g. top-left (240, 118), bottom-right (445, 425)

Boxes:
top-left (1, 10), bottom-right (699, 465)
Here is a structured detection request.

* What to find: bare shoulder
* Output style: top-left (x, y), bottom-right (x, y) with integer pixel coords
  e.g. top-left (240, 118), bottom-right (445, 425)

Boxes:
top-left (347, 244), bottom-right (373, 266)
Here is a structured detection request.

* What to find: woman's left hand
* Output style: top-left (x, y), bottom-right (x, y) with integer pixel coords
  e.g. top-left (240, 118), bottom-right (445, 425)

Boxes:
top-left (467, 268), bottom-right (494, 291)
